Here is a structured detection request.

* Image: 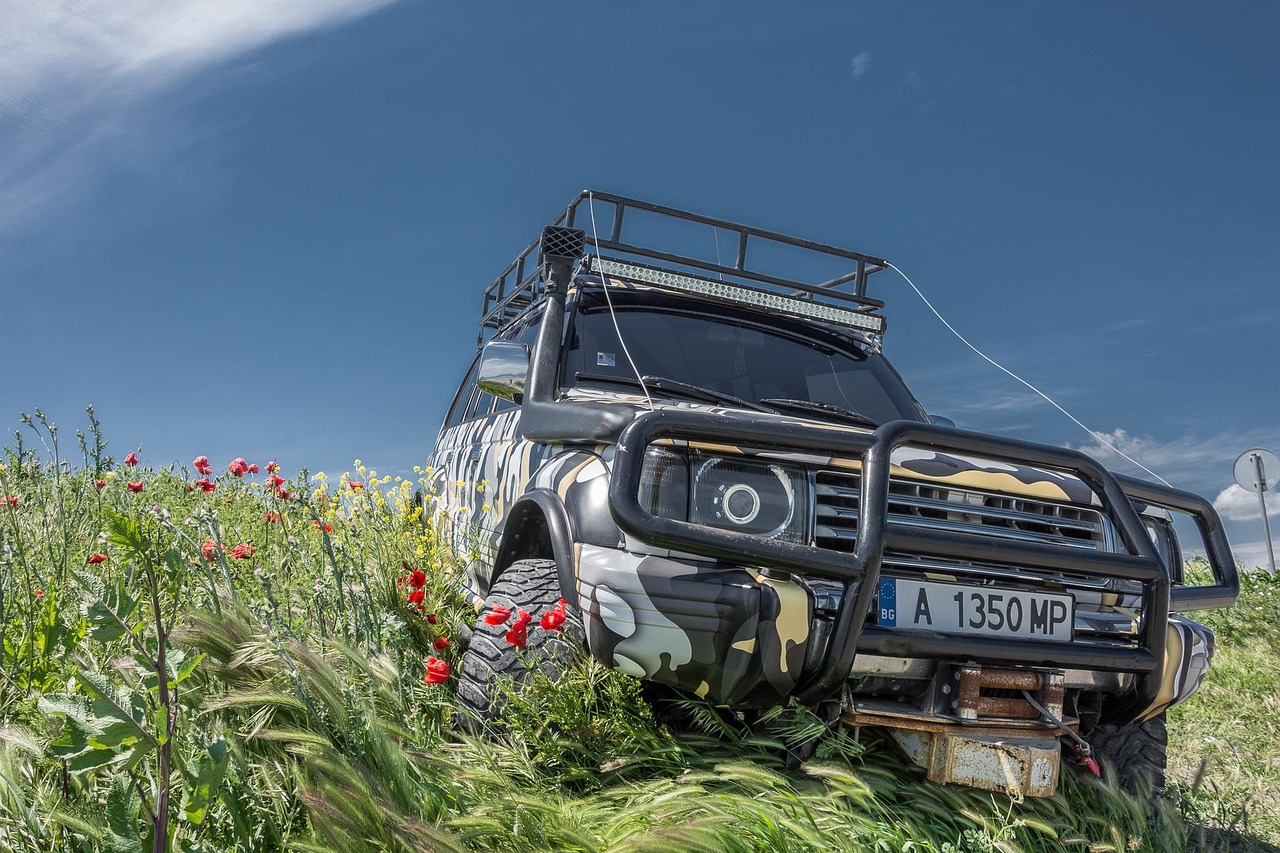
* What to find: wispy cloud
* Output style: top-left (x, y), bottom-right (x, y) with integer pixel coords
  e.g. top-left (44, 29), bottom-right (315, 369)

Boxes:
top-left (1066, 427), bottom-right (1279, 494)
top-left (850, 52), bottom-right (872, 80)
top-left (0, 0), bottom-right (398, 234)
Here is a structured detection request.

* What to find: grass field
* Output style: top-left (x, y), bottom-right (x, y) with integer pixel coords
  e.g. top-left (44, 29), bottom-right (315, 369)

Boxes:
top-left (1, 409), bottom-right (1276, 852)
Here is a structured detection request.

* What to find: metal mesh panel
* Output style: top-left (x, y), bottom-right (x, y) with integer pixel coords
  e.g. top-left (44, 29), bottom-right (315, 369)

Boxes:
top-left (540, 226), bottom-right (585, 261)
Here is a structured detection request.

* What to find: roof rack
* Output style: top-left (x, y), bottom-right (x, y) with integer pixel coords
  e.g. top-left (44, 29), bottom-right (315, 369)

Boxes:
top-left (479, 190), bottom-right (891, 343)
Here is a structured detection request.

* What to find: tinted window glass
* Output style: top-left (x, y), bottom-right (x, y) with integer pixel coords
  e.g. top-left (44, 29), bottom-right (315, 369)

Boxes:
top-left (443, 354), bottom-right (482, 431)
top-left (564, 289), bottom-right (921, 424)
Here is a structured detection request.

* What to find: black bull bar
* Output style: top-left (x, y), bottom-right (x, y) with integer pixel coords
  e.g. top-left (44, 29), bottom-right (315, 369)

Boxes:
top-left (608, 411), bottom-right (1239, 723)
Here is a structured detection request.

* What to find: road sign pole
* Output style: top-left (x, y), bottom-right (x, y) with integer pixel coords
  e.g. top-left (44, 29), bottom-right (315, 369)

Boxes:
top-left (1254, 452), bottom-right (1277, 574)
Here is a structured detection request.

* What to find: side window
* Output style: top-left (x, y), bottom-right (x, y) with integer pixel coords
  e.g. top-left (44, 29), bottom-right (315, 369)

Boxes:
top-left (443, 355), bottom-right (482, 431)
top-left (518, 311), bottom-right (543, 352)
top-left (465, 385), bottom-right (498, 421)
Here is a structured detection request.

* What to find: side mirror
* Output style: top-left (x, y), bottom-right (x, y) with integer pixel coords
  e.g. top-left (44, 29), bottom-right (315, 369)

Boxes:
top-left (477, 341), bottom-right (530, 403)
top-left (927, 413), bottom-right (956, 428)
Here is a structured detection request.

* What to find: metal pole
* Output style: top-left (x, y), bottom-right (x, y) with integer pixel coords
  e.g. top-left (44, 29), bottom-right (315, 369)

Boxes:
top-left (1253, 452), bottom-right (1277, 573)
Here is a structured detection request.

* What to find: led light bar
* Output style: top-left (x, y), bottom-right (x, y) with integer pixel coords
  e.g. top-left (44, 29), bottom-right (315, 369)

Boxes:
top-left (588, 257), bottom-right (886, 333)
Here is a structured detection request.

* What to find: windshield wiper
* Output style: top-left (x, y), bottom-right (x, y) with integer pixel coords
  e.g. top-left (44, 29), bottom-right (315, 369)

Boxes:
top-left (574, 373), bottom-right (772, 412)
top-left (642, 376), bottom-right (774, 412)
top-left (759, 398), bottom-right (879, 428)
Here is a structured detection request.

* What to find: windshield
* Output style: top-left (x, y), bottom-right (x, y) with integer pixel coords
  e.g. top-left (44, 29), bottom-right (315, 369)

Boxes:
top-left (562, 288), bottom-right (924, 424)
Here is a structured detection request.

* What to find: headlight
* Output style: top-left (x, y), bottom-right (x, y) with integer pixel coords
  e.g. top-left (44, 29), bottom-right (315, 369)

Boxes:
top-left (637, 447), bottom-right (809, 543)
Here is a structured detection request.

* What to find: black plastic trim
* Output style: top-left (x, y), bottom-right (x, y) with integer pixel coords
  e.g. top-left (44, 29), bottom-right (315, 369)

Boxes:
top-left (497, 491), bottom-right (578, 603)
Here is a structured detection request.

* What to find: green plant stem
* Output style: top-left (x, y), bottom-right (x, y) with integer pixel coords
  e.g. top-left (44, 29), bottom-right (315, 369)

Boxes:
top-left (144, 558), bottom-right (174, 853)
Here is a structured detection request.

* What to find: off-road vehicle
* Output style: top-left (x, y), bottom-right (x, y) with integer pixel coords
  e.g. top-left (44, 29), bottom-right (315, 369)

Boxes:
top-left (425, 190), bottom-right (1238, 796)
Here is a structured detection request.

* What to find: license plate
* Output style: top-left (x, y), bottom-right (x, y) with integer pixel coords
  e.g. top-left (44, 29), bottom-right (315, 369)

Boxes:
top-left (877, 577), bottom-right (1074, 643)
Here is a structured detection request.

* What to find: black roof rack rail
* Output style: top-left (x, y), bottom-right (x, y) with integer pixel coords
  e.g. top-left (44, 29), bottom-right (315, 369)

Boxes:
top-left (479, 190), bottom-right (891, 343)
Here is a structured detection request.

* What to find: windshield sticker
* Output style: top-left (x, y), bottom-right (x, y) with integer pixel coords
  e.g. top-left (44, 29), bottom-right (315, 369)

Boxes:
top-left (597, 352), bottom-right (617, 367)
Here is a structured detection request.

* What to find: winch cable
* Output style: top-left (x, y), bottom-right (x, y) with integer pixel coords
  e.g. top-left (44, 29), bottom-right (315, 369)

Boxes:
top-left (1022, 689), bottom-right (1102, 777)
top-left (587, 191), bottom-right (653, 411)
top-left (884, 261), bottom-right (1173, 488)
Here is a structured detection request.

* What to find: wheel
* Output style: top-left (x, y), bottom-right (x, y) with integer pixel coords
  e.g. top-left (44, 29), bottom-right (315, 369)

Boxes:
top-left (454, 558), bottom-right (584, 732)
top-left (1085, 711), bottom-right (1168, 793)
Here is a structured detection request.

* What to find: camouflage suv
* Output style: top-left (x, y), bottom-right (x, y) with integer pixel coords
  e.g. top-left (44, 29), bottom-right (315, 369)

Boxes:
top-left (426, 191), bottom-right (1239, 797)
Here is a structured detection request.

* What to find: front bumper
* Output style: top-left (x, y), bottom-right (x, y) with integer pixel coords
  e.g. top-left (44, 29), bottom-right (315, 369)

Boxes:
top-left (604, 411), bottom-right (1239, 723)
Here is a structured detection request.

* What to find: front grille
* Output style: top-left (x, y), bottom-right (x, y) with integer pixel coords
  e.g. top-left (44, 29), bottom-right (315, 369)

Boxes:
top-left (812, 469), bottom-right (1140, 640)
top-left (814, 470), bottom-right (1108, 552)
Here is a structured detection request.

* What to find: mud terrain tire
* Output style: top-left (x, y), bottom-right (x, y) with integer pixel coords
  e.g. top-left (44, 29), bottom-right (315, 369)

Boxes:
top-left (454, 558), bottom-right (584, 732)
top-left (1086, 711), bottom-right (1168, 793)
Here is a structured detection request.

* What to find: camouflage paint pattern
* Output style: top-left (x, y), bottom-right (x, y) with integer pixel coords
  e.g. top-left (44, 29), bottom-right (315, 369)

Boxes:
top-left (576, 544), bottom-right (811, 706)
top-left (1136, 614), bottom-right (1214, 721)
top-left (428, 298), bottom-right (1214, 717)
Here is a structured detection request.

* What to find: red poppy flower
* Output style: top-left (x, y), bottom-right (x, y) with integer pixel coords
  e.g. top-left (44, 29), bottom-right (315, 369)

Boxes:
top-left (93, 479), bottom-right (107, 489)
top-left (540, 601), bottom-right (567, 632)
top-left (127, 481), bottom-right (145, 493)
top-left (505, 619), bottom-right (528, 649)
top-left (312, 519), bottom-right (332, 532)
top-left (349, 481), bottom-right (364, 491)
top-left (193, 455), bottom-right (213, 475)
top-left (4, 495), bottom-right (16, 507)
top-left (409, 569), bottom-right (427, 589)
top-left (433, 636), bottom-right (450, 651)
top-left (266, 461), bottom-right (279, 473)
top-left (407, 589), bottom-right (425, 607)
top-left (268, 474), bottom-right (285, 488)
top-left (426, 613), bottom-right (438, 625)
top-left (423, 656), bottom-right (450, 684)
top-left (124, 451), bottom-right (140, 468)
top-left (262, 512), bottom-right (281, 523)
top-left (200, 539), bottom-right (219, 562)
top-left (86, 553), bottom-right (108, 565)
top-left (248, 463), bottom-right (259, 474)
top-left (195, 478), bottom-right (217, 493)
top-left (34, 588), bottom-right (44, 598)
top-left (227, 458), bottom-right (250, 477)
top-left (483, 604), bottom-right (512, 626)
top-left (229, 543), bottom-right (255, 560)
top-left (276, 489), bottom-right (291, 500)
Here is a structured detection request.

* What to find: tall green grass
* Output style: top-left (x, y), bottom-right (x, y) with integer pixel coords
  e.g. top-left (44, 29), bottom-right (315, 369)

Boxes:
top-left (1, 409), bottom-right (1275, 852)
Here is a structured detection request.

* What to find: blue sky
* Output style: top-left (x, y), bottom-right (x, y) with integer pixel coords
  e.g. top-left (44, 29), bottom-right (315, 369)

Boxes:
top-left (1, 1), bottom-right (1276, 568)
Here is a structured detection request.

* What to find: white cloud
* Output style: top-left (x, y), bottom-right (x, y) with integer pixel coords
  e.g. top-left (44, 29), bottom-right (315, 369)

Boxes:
top-left (0, 0), bottom-right (398, 233)
top-left (850, 52), bottom-right (872, 80)
top-left (0, 0), bottom-right (395, 104)
top-left (1213, 484), bottom-right (1280, 522)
